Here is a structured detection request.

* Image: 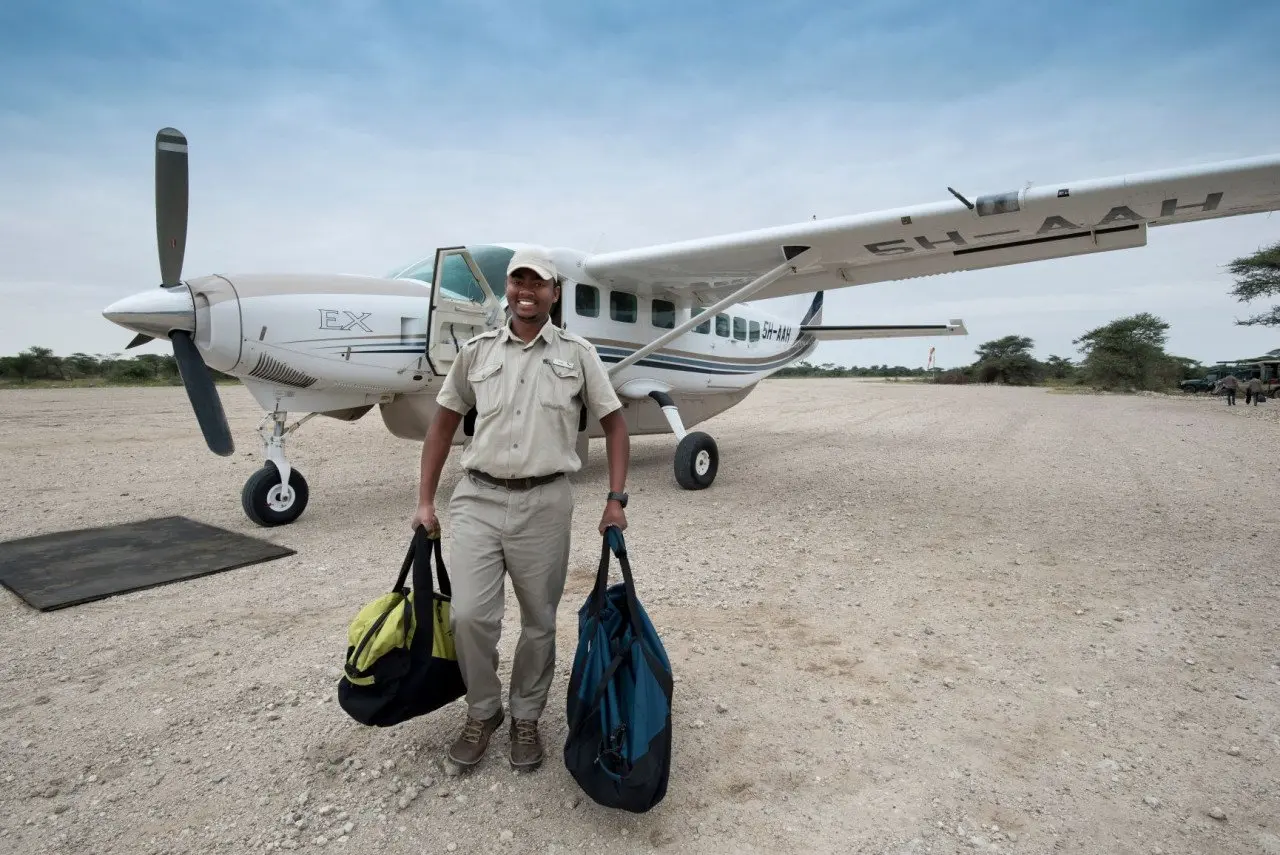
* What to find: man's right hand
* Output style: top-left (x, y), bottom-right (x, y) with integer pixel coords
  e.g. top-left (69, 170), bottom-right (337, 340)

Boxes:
top-left (411, 502), bottom-right (439, 536)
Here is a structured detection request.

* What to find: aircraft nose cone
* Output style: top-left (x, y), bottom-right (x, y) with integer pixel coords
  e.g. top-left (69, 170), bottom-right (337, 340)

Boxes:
top-left (103, 284), bottom-right (195, 339)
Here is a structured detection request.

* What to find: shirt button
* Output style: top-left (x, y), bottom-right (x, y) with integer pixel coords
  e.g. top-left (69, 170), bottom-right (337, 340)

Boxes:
top-left (516, 409), bottom-right (521, 415)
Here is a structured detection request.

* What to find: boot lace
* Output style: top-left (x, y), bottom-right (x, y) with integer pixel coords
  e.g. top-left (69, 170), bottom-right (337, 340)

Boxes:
top-left (513, 719), bottom-right (539, 746)
top-left (460, 717), bottom-right (486, 744)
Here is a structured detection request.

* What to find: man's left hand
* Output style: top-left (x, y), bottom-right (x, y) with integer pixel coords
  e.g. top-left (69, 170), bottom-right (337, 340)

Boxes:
top-left (599, 501), bottom-right (627, 535)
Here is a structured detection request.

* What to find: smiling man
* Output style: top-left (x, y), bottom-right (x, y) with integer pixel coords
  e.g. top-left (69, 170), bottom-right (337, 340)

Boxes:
top-left (411, 245), bottom-right (630, 772)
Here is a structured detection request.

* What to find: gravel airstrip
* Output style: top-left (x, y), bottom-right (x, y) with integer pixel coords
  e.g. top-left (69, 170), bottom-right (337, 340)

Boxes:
top-left (1, 379), bottom-right (1278, 855)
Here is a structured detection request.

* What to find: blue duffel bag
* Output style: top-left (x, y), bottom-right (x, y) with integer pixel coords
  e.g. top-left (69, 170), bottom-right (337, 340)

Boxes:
top-left (564, 527), bottom-right (673, 813)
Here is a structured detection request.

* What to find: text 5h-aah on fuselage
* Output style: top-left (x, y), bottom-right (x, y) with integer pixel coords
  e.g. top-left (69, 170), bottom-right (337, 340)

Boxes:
top-left (102, 128), bottom-right (1280, 527)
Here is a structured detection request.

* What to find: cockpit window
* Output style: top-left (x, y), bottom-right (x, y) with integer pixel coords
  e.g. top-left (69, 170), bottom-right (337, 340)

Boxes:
top-left (387, 245), bottom-right (516, 305)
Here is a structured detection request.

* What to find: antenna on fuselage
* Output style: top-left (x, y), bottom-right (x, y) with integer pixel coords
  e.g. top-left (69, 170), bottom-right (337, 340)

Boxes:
top-left (946, 187), bottom-right (975, 210)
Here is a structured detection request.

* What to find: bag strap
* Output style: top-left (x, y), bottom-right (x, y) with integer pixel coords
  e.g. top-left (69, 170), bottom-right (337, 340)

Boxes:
top-left (590, 526), bottom-right (646, 646)
top-left (410, 525), bottom-right (453, 623)
top-left (391, 535), bottom-right (415, 593)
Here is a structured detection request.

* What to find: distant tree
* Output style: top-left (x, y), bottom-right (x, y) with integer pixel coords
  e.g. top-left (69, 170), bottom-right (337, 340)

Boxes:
top-left (1072, 312), bottom-right (1183, 391)
top-left (1042, 355), bottom-right (1077, 381)
top-left (1226, 239), bottom-right (1280, 327)
top-left (24, 346), bottom-right (64, 380)
top-left (972, 335), bottom-right (1041, 385)
top-left (63, 352), bottom-right (102, 378)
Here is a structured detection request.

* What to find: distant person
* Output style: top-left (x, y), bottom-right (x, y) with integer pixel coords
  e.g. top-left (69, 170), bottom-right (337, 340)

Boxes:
top-left (1245, 374), bottom-right (1263, 406)
top-left (1215, 374), bottom-right (1239, 405)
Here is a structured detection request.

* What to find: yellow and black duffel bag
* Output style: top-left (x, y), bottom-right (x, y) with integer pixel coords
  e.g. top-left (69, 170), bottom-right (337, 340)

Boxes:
top-left (337, 525), bottom-right (466, 727)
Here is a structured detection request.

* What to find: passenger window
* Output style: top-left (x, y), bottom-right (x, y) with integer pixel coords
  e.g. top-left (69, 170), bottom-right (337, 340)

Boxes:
top-left (749, 321), bottom-right (760, 342)
top-left (692, 307), bottom-right (710, 334)
top-left (733, 317), bottom-right (746, 341)
top-left (715, 314), bottom-right (730, 337)
top-left (576, 284), bottom-right (599, 317)
top-left (610, 291), bottom-right (638, 323)
top-left (651, 299), bottom-right (675, 329)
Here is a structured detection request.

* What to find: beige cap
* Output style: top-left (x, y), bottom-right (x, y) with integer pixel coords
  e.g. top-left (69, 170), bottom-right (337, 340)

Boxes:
top-left (506, 246), bottom-right (558, 281)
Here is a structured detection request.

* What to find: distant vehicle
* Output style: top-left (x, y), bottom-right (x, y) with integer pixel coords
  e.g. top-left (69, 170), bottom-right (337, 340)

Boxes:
top-left (1180, 369), bottom-right (1244, 393)
top-left (1181, 359), bottom-right (1280, 395)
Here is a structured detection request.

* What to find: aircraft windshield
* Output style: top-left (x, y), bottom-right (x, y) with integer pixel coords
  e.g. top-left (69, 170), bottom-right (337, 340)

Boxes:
top-left (387, 245), bottom-right (516, 305)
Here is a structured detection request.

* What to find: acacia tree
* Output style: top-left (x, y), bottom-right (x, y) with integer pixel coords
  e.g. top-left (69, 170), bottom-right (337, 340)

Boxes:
top-left (1043, 354), bottom-right (1075, 381)
top-left (973, 335), bottom-right (1041, 385)
top-left (1072, 312), bottom-right (1182, 391)
top-left (1226, 239), bottom-right (1280, 327)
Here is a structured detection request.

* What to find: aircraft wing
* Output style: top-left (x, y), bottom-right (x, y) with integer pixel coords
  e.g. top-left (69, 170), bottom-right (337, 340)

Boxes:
top-left (800, 319), bottom-right (967, 341)
top-left (581, 154), bottom-right (1280, 301)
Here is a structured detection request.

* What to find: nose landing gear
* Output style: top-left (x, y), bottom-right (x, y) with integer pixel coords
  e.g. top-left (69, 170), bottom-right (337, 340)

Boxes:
top-left (241, 410), bottom-right (313, 526)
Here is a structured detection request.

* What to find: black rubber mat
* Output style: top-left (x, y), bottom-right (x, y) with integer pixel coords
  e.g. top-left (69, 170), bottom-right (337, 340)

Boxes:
top-left (0, 515), bottom-right (296, 611)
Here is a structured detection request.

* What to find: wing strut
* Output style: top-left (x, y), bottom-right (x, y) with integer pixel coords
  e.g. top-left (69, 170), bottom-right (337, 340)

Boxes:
top-left (606, 247), bottom-right (821, 376)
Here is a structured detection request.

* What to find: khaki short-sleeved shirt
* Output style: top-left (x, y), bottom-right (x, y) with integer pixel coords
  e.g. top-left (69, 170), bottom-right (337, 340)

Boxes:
top-left (435, 320), bottom-right (623, 479)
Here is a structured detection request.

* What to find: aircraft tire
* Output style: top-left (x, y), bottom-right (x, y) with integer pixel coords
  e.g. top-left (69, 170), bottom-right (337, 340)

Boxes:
top-left (242, 463), bottom-right (310, 526)
top-left (674, 431), bottom-right (718, 490)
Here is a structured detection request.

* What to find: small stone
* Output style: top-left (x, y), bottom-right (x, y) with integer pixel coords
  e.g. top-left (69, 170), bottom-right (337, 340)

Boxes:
top-left (1208, 807), bottom-right (1226, 821)
top-left (714, 702), bottom-right (728, 714)
top-left (1227, 746), bottom-right (1241, 756)
top-left (943, 678), bottom-right (956, 689)
top-left (500, 829), bottom-right (514, 842)
top-left (447, 845), bottom-right (458, 852)
top-left (342, 822), bottom-right (354, 835)
top-left (1143, 796), bottom-right (1161, 809)
top-left (317, 805), bottom-right (333, 816)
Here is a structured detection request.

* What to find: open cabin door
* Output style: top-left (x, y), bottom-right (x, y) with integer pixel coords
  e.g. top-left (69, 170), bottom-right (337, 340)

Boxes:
top-left (425, 246), bottom-right (505, 376)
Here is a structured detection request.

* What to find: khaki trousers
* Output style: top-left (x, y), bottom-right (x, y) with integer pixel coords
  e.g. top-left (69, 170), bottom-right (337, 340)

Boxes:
top-left (447, 471), bottom-right (574, 721)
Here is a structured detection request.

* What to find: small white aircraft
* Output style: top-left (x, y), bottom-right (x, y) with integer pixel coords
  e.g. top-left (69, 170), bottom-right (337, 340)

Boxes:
top-left (103, 128), bottom-right (1280, 527)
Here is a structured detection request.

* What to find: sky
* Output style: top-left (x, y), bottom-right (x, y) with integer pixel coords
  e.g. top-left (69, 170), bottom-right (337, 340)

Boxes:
top-left (2, 0), bottom-right (1280, 371)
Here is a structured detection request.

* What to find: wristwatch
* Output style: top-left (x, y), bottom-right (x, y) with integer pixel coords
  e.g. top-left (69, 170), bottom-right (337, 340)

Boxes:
top-left (607, 491), bottom-right (629, 508)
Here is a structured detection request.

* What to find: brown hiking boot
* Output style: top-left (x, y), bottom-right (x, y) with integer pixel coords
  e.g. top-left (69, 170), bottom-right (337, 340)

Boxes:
top-left (447, 708), bottom-right (504, 768)
top-left (509, 717), bottom-right (543, 770)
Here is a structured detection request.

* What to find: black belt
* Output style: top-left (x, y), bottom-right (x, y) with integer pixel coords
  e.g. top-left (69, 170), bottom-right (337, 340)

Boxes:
top-left (467, 470), bottom-right (564, 490)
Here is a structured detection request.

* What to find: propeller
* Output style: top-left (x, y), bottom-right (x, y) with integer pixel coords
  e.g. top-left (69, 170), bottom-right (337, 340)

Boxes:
top-left (153, 127), bottom-right (235, 457)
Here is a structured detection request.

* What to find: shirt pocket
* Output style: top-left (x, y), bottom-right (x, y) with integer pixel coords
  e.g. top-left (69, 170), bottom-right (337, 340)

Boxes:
top-left (467, 360), bottom-right (505, 416)
top-left (538, 358), bottom-right (582, 411)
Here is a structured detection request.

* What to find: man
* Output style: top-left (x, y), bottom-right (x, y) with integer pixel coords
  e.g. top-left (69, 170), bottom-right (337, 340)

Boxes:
top-left (411, 245), bottom-right (630, 772)
top-left (1245, 374), bottom-right (1263, 406)
top-left (1216, 373), bottom-right (1239, 405)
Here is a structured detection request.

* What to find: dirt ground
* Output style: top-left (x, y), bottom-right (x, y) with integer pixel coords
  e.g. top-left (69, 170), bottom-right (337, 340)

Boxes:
top-left (1, 380), bottom-right (1277, 855)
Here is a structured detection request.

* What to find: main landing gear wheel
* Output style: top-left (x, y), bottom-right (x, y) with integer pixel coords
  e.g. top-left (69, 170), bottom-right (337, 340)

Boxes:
top-left (242, 461), bottom-right (310, 527)
top-left (674, 431), bottom-right (718, 490)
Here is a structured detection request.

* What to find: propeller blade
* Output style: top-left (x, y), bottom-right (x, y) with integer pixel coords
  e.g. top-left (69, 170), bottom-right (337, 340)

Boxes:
top-left (125, 332), bottom-right (155, 349)
top-left (155, 127), bottom-right (189, 288)
top-left (169, 330), bottom-right (234, 456)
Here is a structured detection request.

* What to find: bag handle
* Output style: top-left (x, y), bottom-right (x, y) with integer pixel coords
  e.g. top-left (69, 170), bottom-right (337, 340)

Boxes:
top-left (590, 526), bottom-right (646, 645)
top-left (409, 526), bottom-right (450, 630)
